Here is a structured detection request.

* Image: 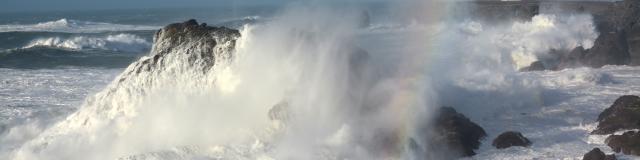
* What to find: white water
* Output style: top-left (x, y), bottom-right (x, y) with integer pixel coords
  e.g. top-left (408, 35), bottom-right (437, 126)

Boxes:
top-left (0, 3), bottom-right (635, 160)
top-left (22, 34), bottom-right (151, 52)
top-left (0, 19), bottom-right (160, 33)
top-left (455, 14), bottom-right (598, 70)
top-left (0, 68), bottom-right (121, 158)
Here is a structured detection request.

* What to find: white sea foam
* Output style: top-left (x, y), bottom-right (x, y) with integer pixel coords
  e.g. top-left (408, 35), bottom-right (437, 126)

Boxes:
top-left (22, 34), bottom-right (151, 52)
top-left (456, 14), bottom-right (598, 70)
top-left (0, 68), bottom-right (121, 158)
top-left (0, 3), bottom-right (637, 160)
top-left (0, 19), bottom-right (160, 33)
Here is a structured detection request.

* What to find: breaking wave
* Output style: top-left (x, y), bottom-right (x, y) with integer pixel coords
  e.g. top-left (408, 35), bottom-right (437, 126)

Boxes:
top-left (216, 16), bottom-right (263, 28)
top-left (0, 3), bottom-right (609, 160)
top-left (454, 14), bottom-right (598, 70)
top-left (22, 34), bottom-right (151, 53)
top-left (0, 19), bottom-right (160, 33)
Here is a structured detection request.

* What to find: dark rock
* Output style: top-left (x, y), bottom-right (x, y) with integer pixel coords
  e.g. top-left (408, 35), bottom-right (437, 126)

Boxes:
top-left (457, 1), bottom-right (640, 70)
top-left (492, 131), bottom-right (532, 149)
top-left (606, 131), bottom-right (640, 156)
top-left (559, 0), bottom-right (640, 69)
top-left (555, 47), bottom-right (588, 70)
top-left (583, 148), bottom-right (617, 160)
top-left (427, 107), bottom-right (487, 157)
top-left (268, 101), bottom-right (290, 122)
top-left (581, 31), bottom-right (630, 68)
top-left (521, 61), bottom-right (545, 71)
top-left (592, 95), bottom-right (640, 135)
top-left (590, 148), bottom-right (617, 160)
top-left (184, 19), bottom-right (198, 26)
top-left (117, 19), bottom-right (240, 82)
top-left (620, 0), bottom-right (640, 65)
top-left (454, 1), bottom-right (539, 22)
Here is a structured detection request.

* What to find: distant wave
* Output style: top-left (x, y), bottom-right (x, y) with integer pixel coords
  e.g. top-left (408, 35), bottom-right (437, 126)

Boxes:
top-left (0, 19), bottom-right (160, 33)
top-left (216, 16), bottom-right (263, 28)
top-left (22, 34), bottom-right (151, 53)
top-left (363, 22), bottom-right (433, 33)
top-left (0, 47), bottom-right (141, 69)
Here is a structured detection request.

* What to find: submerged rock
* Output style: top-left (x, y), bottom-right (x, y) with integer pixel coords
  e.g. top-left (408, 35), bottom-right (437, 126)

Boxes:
top-left (606, 131), bottom-right (640, 156)
top-left (492, 131), bottom-right (532, 149)
top-left (583, 148), bottom-right (617, 160)
top-left (593, 95), bottom-right (640, 135)
top-left (427, 106), bottom-right (487, 157)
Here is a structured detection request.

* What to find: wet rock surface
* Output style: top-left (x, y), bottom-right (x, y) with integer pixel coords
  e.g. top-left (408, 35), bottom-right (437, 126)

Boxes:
top-left (118, 19), bottom-right (240, 81)
top-left (593, 95), bottom-right (640, 135)
top-left (582, 148), bottom-right (617, 160)
top-left (606, 131), bottom-right (640, 156)
top-left (492, 131), bottom-right (532, 149)
top-left (466, 0), bottom-right (640, 70)
top-left (427, 107), bottom-right (487, 157)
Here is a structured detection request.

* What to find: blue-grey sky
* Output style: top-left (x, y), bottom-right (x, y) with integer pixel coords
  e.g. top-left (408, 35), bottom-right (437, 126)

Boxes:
top-left (1, 0), bottom-right (295, 12)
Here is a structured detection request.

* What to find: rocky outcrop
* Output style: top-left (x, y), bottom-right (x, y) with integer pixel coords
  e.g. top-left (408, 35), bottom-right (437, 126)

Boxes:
top-left (453, 1), bottom-right (539, 22)
top-left (520, 61), bottom-right (546, 71)
top-left (15, 19), bottom-right (244, 158)
top-left (592, 95), bottom-right (640, 135)
top-left (492, 131), bottom-right (532, 149)
top-left (122, 19), bottom-right (240, 78)
top-left (427, 107), bottom-right (487, 157)
top-left (606, 131), bottom-right (640, 156)
top-left (551, 0), bottom-right (640, 69)
top-left (466, 0), bottom-right (640, 70)
top-left (583, 148), bottom-right (617, 160)
top-left (268, 101), bottom-right (290, 122)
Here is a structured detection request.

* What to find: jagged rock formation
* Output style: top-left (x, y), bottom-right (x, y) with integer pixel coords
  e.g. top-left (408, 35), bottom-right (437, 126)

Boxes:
top-left (425, 107), bottom-right (487, 158)
top-left (545, 0), bottom-right (640, 69)
top-left (123, 19), bottom-right (240, 78)
top-left (606, 131), bottom-right (640, 156)
top-left (592, 95), bottom-right (640, 135)
top-left (460, 0), bottom-right (640, 70)
top-left (454, 1), bottom-right (539, 22)
top-left (15, 19), bottom-right (242, 159)
top-left (582, 148), bottom-right (617, 160)
top-left (492, 131), bottom-right (532, 149)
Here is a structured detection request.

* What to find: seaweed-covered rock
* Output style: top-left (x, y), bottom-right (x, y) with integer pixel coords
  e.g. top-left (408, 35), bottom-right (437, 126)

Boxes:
top-left (606, 131), bottom-right (640, 156)
top-left (582, 148), bottom-right (617, 160)
top-left (593, 95), bottom-right (640, 135)
top-left (492, 131), bottom-right (532, 149)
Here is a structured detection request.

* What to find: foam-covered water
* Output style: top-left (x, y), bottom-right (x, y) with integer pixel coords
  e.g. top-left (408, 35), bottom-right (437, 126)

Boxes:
top-left (22, 34), bottom-right (151, 52)
top-left (1, 2), bottom-right (639, 160)
top-left (0, 68), bottom-right (122, 157)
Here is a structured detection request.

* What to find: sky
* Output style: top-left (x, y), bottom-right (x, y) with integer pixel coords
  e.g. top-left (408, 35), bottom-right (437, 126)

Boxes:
top-left (0, 0), bottom-right (295, 12)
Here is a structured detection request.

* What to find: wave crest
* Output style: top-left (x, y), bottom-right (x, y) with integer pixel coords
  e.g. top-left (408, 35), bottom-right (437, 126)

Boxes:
top-left (0, 19), bottom-right (160, 33)
top-left (23, 34), bottom-right (151, 53)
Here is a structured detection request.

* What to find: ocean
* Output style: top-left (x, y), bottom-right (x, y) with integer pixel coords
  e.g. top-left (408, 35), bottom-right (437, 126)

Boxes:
top-left (1, 2), bottom-right (640, 160)
top-left (0, 7), bottom-right (277, 157)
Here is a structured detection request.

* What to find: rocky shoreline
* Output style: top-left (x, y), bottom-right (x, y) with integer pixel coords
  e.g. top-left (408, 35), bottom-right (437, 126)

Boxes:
top-left (458, 0), bottom-right (640, 71)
